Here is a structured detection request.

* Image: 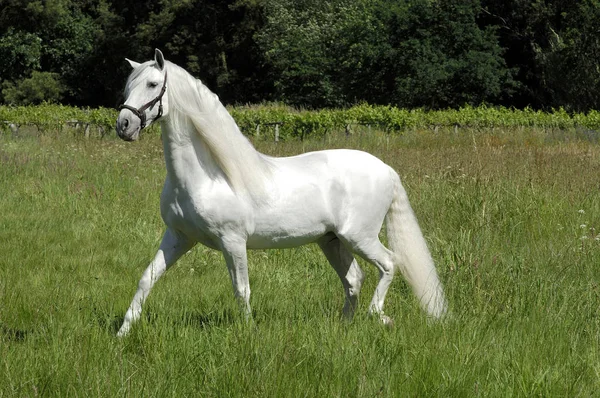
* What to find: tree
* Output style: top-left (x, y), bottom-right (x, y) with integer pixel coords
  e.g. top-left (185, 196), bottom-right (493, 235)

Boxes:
top-left (258, 0), bottom-right (514, 109)
top-left (535, 0), bottom-right (600, 111)
top-left (0, 0), bottom-right (100, 105)
top-left (2, 71), bottom-right (64, 105)
top-left (387, 0), bottom-right (515, 108)
top-left (0, 29), bottom-right (42, 83)
top-left (258, 0), bottom-right (388, 107)
top-left (130, 0), bottom-right (272, 104)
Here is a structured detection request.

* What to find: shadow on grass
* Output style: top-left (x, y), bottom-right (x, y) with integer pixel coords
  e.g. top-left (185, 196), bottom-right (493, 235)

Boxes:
top-left (176, 309), bottom-right (237, 330)
top-left (103, 308), bottom-right (240, 336)
top-left (0, 322), bottom-right (30, 342)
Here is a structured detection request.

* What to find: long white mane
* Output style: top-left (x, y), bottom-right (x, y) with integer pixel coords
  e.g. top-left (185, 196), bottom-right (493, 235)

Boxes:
top-left (163, 61), bottom-right (272, 201)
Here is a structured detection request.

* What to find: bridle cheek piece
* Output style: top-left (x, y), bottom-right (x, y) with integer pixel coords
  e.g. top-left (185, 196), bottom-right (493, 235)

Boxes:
top-left (119, 71), bottom-right (168, 130)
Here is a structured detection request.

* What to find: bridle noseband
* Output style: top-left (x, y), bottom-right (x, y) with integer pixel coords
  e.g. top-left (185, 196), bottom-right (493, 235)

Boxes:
top-left (119, 71), bottom-right (168, 130)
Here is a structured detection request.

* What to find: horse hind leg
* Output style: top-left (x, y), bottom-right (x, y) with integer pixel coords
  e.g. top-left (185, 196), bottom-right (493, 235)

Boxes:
top-left (318, 233), bottom-right (365, 319)
top-left (344, 237), bottom-right (396, 326)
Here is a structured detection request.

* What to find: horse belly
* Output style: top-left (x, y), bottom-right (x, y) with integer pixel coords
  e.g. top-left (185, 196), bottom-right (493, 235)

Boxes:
top-left (247, 201), bottom-right (331, 249)
top-left (247, 225), bottom-right (328, 249)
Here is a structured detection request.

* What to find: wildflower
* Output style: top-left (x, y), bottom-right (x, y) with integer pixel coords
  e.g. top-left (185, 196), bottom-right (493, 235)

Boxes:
top-left (580, 224), bottom-right (587, 229)
top-left (578, 209), bottom-right (585, 214)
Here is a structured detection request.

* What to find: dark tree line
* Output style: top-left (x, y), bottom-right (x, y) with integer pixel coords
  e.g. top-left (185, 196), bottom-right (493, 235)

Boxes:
top-left (1, 0), bottom-right (599, 111)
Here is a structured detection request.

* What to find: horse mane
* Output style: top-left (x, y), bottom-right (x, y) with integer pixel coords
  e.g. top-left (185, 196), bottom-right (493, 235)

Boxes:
top-left (162, 61), bottom-right (273, 202)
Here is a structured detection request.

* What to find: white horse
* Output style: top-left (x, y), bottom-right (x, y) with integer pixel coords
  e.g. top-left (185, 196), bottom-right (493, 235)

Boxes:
top-left (115, 49), bottom-right (447, 336)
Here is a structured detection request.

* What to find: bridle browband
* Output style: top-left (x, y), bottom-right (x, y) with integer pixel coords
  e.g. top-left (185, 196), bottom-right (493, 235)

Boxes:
top-left (119, 70), bottom-right (168, 130)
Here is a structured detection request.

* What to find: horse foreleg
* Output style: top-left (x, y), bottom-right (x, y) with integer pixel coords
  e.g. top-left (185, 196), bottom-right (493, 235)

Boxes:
top-left (117, 229), bottom-right (194, 336)
top-left (220, 237), bottom-right (252, 320)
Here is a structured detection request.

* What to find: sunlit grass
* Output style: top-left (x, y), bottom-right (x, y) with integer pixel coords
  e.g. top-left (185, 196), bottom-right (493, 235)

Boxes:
top-left (1, 127), bottom-right (599, 396)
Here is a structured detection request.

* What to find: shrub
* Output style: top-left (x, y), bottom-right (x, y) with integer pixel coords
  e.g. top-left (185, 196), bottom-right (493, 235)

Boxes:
top-left (2, 71), bottom-right (65, 105)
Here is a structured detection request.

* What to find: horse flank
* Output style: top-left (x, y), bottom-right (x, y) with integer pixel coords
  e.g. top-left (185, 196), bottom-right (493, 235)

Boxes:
top-left (163, 61), bottom-right (272, 202)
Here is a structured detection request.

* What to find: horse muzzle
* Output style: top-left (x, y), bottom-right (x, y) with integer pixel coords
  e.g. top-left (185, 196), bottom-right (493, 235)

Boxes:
top-left (116, 109), bottom-right (141, 141)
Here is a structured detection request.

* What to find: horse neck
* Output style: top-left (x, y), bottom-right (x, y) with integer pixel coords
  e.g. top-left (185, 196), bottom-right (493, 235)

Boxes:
top-left (160, 116), bottom-right (221, 187)
top-left (160, 109), bottom-right (270, 202)
top-left (161, 69), bottom-right (271, 200)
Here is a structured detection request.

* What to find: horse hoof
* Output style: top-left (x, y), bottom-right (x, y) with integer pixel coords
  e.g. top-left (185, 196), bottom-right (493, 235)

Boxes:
top-left (380, 315), bottom-right (394, 328)
top-left (116, 325), bottom-right (130, 337)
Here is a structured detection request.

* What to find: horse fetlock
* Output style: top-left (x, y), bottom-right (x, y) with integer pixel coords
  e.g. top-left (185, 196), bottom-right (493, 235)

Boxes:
top-left (117, 323), bottom-right (131, 337)
top-left (342, 297), bottom-right (358, 319)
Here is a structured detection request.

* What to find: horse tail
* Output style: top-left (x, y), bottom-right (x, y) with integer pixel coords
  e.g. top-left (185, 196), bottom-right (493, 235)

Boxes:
top-left (385, 171), bottom-right (447, 318)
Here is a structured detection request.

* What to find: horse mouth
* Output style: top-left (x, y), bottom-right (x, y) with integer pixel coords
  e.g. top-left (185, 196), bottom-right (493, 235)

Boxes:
top-left (116, 126), bottom-right (140, 141)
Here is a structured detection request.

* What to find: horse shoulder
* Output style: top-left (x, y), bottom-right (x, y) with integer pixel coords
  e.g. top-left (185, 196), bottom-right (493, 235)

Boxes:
top-left (160, 176), bottom-right (251, 245)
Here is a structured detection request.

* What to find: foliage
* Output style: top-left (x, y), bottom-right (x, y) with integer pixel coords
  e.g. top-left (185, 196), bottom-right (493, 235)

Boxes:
top-left (0, 0), bottom-right (100, 105)
top-left (536, 0), bottom-right (600, 112)
top-left (4, 104), bottom-right (600, 140)
top-left (257, 0), bottom-right (354, 107)
top-left (228, 103), bottom-right (600, 139)
top-left (0, 0), bottom-right (599, 111)
top-left (81, 0), bottom-right (272, 106)
top-left (387, 0), bottom-right (515, 108)
top-left (257, 0), bottom-right (513, 108)
top-left (0, 29), bottom-right (42, 83)
top-left (480, 0), bottom-right (600, 111)
top-left (1, 71), bottom-right (65, 105)
top-left (0, 104), bottom-right (115, 132)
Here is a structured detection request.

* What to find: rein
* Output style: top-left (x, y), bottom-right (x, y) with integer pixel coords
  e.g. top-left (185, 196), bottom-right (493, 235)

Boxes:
top-left (119, 71), bottom-right (168, 130)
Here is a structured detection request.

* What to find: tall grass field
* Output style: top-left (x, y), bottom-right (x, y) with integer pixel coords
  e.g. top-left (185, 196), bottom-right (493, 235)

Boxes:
top-left (1, 124), bottom-right (599, 396)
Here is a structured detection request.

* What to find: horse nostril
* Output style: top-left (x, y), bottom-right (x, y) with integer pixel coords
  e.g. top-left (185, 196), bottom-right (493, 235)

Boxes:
top-left (123, 118), bottom-right (130, 128)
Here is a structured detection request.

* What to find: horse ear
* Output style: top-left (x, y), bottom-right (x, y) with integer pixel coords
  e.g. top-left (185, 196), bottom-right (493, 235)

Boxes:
top-left (155, 49), bottom-right (165, 71)
top-left (125, 58), bottom-right (141, 69)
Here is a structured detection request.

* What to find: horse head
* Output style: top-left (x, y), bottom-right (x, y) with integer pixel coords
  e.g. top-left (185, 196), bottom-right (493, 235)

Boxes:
top-left (116, 49), bottom-right (169, 141)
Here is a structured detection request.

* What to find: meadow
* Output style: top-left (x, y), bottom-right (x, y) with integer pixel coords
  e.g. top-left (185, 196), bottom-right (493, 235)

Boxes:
top-left (1, 124), bottom-right (599, 396)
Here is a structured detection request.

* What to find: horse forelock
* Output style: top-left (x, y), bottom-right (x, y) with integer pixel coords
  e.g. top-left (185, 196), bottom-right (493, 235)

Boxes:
top-left (162, 61), bottom-right (273, 203)
top-left (123, 61), bottom-right (160, 99)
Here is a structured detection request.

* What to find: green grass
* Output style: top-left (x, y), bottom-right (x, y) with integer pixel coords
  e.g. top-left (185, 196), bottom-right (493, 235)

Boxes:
top-left (1, 126), bottom-right (599, 396)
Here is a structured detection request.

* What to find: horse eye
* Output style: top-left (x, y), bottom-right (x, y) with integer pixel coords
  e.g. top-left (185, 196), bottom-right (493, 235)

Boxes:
top-left (148, 82), bottom-right (159, 88)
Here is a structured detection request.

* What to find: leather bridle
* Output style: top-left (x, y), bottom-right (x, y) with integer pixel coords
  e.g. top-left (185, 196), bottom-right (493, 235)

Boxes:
top-left (119, 71), bottom-right (168, 130)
